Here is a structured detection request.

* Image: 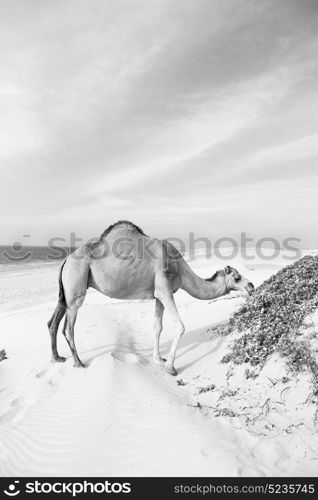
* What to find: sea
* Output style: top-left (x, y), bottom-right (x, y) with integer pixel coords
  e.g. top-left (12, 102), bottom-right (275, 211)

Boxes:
top-left (0, 246), bottom-right (76, 266)
top-left (0, 243), bottom-right (315, 268)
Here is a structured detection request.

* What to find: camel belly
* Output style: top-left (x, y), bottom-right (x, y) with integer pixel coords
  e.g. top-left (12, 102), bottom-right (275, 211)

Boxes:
top-left (89, 281), bottom-right (155, 300)
top-left (88, 260), bottom-right (156, 300)
top-left (109, 289), bottom-right (155, 300)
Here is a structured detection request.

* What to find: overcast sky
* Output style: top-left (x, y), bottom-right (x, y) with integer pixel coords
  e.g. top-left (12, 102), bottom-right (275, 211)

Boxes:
top-left (0, 0), bottom-right (318, 247)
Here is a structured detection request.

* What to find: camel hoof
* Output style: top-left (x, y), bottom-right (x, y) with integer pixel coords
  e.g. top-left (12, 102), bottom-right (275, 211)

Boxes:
top-left (74, 361), bottom-right (87, 368)
top-left (164, 363), bottom-right (177, 376)
top-left (153, 357), bottom-right (167, 366)
top-left (52, 356), bottom-right (66, 363)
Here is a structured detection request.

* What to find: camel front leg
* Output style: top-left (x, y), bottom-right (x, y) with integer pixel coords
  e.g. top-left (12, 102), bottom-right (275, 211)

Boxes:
top-left (153, 299), bottom-right (165, 365)
top-left (156, 293), bottom-right (184, 376)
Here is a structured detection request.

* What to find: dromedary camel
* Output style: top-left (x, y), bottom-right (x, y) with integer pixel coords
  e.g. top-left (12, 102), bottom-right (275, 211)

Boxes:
top-left (48, 221), bottom-right (254, 375)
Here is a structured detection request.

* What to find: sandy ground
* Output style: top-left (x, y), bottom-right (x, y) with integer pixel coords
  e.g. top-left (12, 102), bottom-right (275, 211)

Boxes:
top-left (0, 251), bottom-right (318, 477)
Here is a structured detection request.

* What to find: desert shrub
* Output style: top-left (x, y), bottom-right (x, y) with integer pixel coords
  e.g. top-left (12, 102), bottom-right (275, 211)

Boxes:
top-left (0, 349), bottom-right (7, 362)
top-left (245, 368), bottom-right (258, 380)
top-left (219, 255), bottom-right (318, 379)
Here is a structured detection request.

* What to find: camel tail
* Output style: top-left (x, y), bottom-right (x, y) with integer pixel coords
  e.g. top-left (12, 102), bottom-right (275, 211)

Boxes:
top-left (47, 260), bottom-right (66, 329)
top-left (58, 260), bottom-right (67, 306)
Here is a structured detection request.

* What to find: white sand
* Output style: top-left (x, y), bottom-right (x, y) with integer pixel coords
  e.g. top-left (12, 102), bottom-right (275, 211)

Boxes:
top-left (0, 251), bottom-right (317, 477)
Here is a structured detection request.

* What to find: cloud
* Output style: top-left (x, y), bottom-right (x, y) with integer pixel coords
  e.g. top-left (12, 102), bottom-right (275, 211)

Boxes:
top-left (0, 0), bottom-right (318, 245)
top-left (244, 133), bottom-right (318, 168)
top-left (92, 65), bottom-right (295, 198)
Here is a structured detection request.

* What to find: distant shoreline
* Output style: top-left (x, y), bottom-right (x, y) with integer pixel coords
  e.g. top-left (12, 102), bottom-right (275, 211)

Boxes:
top-left (0, 246), bottom-right (76, 267)
top-left (0, 245), bottom-right (317, 268)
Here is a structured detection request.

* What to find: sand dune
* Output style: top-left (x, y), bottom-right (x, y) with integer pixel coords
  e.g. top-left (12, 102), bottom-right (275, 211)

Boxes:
top-left (0, 252), bottom-right (317, 476)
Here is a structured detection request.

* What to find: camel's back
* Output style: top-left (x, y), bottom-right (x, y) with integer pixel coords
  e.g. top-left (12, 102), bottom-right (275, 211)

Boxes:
top-left (85, 221), bottom-right (182, 299)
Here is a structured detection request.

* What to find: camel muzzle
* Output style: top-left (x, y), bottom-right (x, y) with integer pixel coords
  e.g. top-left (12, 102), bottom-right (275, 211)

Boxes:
top-left (246, 282), bottom-right (255, 295)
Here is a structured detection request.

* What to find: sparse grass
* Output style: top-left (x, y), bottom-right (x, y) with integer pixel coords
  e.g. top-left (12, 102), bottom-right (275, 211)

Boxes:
top-left (197, 383), bottom-right (215, 394)
top-left (177, 378), bottom-right (186, 386)
top-left (245, 368), bottom-right (258, 380)
top-left (218, 256), bottom-right (318, 383)
top-left (0, 349), bottom-right (7, 362)
top-left (214, 408), bottom-right (237, 418)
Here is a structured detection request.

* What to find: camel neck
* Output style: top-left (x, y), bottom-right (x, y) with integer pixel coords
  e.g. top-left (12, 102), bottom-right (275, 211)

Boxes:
top-left (180, 262), bottom-right (228, 300)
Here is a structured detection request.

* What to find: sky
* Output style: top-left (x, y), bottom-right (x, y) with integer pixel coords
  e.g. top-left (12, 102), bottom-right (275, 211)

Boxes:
top-left (0, 0), bottom-right (318, 247)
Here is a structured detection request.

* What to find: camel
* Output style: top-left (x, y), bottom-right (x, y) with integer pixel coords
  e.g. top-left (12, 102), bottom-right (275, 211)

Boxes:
top-left (48, 221), bottom-right (254, 375)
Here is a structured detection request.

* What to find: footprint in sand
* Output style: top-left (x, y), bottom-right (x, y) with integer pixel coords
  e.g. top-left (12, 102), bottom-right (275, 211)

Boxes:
top-left (237, 465), bottom-right (266, 477)
top-left (111, 350), bottom-right (149, 366)
top-left (0, 398), bottom-right (24, 425)
top-left (35, 367), bottom-right (49, 379)
top-left (35, 361), bottom-right (69, 383)
top-left (251, 439), bottom-right (290, 474)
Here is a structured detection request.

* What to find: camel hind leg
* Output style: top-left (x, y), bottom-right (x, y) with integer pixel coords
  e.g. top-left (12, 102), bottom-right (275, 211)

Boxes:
top-left (47, 302), bottom-right (66, 362)
top-left (62, 306), bottom-right (86, 368)
top-left (49, 252), bottom-right (89, 367)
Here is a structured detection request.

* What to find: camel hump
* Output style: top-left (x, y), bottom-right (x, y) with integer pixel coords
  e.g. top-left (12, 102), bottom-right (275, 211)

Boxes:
top-left (100, 220), bottom-right (146, 238)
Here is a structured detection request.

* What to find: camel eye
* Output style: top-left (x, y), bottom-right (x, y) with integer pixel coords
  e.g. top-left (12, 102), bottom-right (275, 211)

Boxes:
top-left (234, 276), bottom-right (240, 282)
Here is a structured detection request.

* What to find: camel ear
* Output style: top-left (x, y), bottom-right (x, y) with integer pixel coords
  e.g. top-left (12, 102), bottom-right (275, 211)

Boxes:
top-left (224, 265), bottom-right (231, 274)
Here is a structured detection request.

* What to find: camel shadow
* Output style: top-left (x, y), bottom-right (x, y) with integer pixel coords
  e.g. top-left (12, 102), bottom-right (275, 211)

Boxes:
top-left (80, 320), bottom-right (227, 374)
top-left (159, 323), bottom-right (226, 374)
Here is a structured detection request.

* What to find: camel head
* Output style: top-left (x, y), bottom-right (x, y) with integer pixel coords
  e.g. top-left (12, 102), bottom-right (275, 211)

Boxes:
top-left (223, 265), bottom-right (255, 296)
